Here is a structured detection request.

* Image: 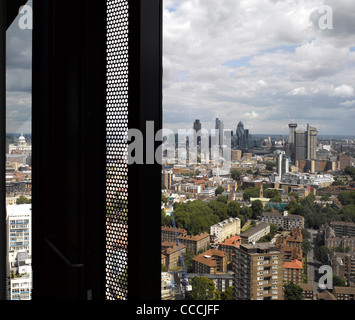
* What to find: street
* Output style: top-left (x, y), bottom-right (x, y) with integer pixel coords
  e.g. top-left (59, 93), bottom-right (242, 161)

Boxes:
top-left (306, 228), bottom-right (323, 294)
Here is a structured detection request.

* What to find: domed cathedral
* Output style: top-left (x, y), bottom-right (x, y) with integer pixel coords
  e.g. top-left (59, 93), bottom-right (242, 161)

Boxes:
top-left (8, 133), bottom-right (32, 154)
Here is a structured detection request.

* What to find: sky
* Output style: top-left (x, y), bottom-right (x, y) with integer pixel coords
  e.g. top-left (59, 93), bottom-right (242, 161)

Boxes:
top-left (162, 0), bottom-right (355, 136)
top-left (6, 0), bottom-right (32, 134)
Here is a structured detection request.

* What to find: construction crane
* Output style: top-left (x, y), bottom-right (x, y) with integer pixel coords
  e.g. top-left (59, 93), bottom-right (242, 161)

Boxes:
top-left (170, 212), bottom-right (191, 299)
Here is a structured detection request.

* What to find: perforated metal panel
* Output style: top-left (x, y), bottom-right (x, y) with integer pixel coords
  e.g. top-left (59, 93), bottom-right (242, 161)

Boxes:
top-left (105, 0), bottom-right (129, 300)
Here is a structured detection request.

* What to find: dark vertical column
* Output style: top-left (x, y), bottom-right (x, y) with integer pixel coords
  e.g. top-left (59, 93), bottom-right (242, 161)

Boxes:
top-left (0, 0), bottom-right (6, 301)
top-left (128, 0), bottom-right (162, 300)
top-left (32, 0), bottom-right (107, 300)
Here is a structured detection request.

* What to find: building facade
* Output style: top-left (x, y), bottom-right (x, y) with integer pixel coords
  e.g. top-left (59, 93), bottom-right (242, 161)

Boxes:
top-left (234, 243), bottom-right (285, 300)
top-left (210, 217), bottom-right (241, 245)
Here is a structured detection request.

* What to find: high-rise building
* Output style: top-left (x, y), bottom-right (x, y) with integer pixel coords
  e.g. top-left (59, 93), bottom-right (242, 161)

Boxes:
top-left (290, 123), bottom-right (318, 162)
top-left (193, 119), bottom-right (201, 146)
top-left (233, 243), bottom-right (284, 300)
top-left (236, 121), bottom-right (245, 148)
top-left (276, 151), bottom-right (289, 180)
top-left (215, 118), bottom-right (224, 147)
top-left (6, 204), bottom-right (32, 300)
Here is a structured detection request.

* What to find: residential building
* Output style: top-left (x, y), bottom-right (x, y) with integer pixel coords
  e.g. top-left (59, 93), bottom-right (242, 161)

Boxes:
top-left (331, 252), bottom-right (355, 284)
top-left (6, 204), bottom-right (32, 300)
top-left (240, 222), bottom-right (270, 244)
top-left (275, 227), bottom-right (303, 260)
top-left (260, 210), bottom-right (304, 230)
top-left (234, 243), bottom-right (285, 300)
top-left (161, 272), bottom-right (175, 300)
top-left (210, 217), bottom-right (241, 245)
top-left (299, 283), bottom-right (315, 300)
top-left (177, 273), bottom-right (234, 293)
top-left (161, 241), bottom-right (186, 271)
top-left (283, 259), bottom-right (303, 284)
top-left (192, 249), bottom-right (227, 274)
top-left (217, 235), bottom-right (241, 262)
top-left (330, 221), bottom-right (355, 237)
top-left (178, 232), bottom-right (210, 255)
top-left (333, 286), bottom-right (355, 300)
top-left (161, 226), bottom-right (187, 243)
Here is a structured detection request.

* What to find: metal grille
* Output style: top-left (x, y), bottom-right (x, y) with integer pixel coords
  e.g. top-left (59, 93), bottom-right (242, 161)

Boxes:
top-left (105, 0), bottom-right (129, 300)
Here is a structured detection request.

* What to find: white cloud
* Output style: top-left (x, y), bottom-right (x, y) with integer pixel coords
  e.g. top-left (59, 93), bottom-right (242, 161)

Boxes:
top-left (163, 0), bottom-right (355, 135)
top-left (333, 84), bottom-right (354, 98)
top-left (339, 100), bottom-right (355, 107)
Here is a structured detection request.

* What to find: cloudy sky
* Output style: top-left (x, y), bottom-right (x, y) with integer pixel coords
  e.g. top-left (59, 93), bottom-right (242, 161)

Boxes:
top-left (162, 0), bottom-right (355, 136)
top-left (6, 0), bottom-right (32, 134)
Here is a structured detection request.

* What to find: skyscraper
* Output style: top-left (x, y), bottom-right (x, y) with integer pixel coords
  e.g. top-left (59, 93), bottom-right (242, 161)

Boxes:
top-left (215, 118), bottom-right (224, 146)
top-left (276, 151), bottom-right (289, 180)
top-left (193, 119), bottom-right (201, 146)
top-left (236, 121), bottom-right (245, 148)
top-left (290, 123), bottom-right (318, 162)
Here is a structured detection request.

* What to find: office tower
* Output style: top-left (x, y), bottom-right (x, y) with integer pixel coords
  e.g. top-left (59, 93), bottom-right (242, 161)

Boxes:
top-left (233, 243), bottom-right (284, 300)
top-left (161, 169), bottom-right (173, 189)
top-left (288, 123), bottom-right (297, 144)
top-left (306, 124), bottom-right (318, 160)
top-left (6, 204), bottom-right (32, 300)
top-left (193, 119), bottom-right (201, 146)
top-left (277, 151), bottom-right (289, 180)
top-left (292, 123), bottom-right (318, 162)
top-left (236, 121), bottom-right (245, 148)
top-left (216, 118), bottom-right (224, 146)
top-left (215, 118), bottom-right (224, 147)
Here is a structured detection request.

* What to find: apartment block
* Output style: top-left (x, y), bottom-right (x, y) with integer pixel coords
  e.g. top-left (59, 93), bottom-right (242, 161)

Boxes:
top-left (210, 217), bottom-right (241, 245)
top-left (192, 249), bottom-right (227, 274)
top-left (161, 241), bottom-right (186, 271)
top-left (331, 252), bottom-right (355, 283)
top-left (161, 226), bottom-right (187, 243)
top-left (178, 232), bottom-right (210, 255)
top-left (234, 243), bottom-right (285, 300)
top-left (275, 227), bottom-right (303, 260)
top-left (299, 283), bottom-right (314, 300)
top-left (217, 235), bottom-right (241, 262)
top-left (283, 259), bottom-right (303, 284)
top-left (6, 204), bottom-right (32, 300)
top-left (240, 222), bottom-right (270, 244)
top-left (330, 221), bottom-right (355, 237)
top-left (333, 286), bottom-right (355, 300)
top-left (260, 211), bottom-right (304, 230)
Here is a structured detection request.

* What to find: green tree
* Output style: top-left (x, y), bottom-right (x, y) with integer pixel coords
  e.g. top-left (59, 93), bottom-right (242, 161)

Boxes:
top-left (316, 246), bottom-right (331, 265)
top-left (230, 169), bottom-right (242, 181)
top-left (173, 200), bottom-right (219, 235)
top-left (226, 201), bottom-right (240, 218)
top-left (220, 286), bottom-right (234, 300)
top-left (302, 239), bottom-right (312, 257)
top-left (187, 277), bottom-right (218, 300)
top-left (16, 195), bottom-right (31, 205)
top-left (161, 194), bottom-right (168, 204)
top-left (266, 161), bottom-right (276, 171)
top-left (284, 282), bottom-right (304, 300)
top-left (215, 186), bottom-right (224, 196)
top-left (243, 186), bottom-right (260, 201)
top-left (333, 275), bottom-right (346, 287)
top-left (251, 200), bottom-right (263, 219)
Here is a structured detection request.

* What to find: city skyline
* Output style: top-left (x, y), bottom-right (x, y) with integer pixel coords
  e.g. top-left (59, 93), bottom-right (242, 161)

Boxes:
top-left (163, 0), bottom-right (355, 136)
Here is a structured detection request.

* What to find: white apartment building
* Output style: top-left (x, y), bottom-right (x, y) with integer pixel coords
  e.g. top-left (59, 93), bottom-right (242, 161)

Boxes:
top-left (6, 204), bottom-right (32, 300)
top-left (210, 217), bottom-right (241, 244)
